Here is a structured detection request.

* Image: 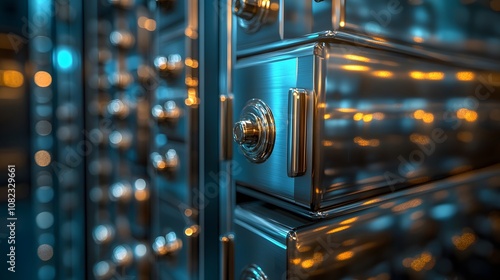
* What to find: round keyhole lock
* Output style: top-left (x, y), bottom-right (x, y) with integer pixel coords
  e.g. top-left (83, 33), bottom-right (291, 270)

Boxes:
top-left (233, 99), bottom-right (275, 163)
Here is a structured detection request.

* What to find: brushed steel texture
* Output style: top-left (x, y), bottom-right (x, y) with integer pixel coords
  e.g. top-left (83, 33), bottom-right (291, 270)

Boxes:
top-left (233, 42), bottom-right (500, 210)
top-left (235, 164), bottom-right (500, 279)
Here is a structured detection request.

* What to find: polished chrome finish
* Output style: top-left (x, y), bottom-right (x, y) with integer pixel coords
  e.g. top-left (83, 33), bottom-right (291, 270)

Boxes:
top-left (240, 264), bottom-right (268, 280)
top-left (107, 99), bottom-right (130, 119)
top-left (235, 0), bottom-right (500, 60)
top-left (108, 130), bottom-right (132, 150)
top-left (109, 71), bottom-right (133, 89)
top-left (233, 99), bottom-right (275, 163)
top-left (220, 94), bottom-right (234, 160)
top-left (152, 231), bottom-right (183, 256)
top-left (150, 150), bottom-right (179, 174)
top-left (233, 42), bottom-right (500, 210)
top-left (221, 233), bottom-right (235, 280)
top-left (233, 0), bottom-right (278, 33)
top-left (92, 224), bottom-right (115, 245)
top-left (154, 54), bottom-right (183, 80)
top-left (151, 101), bottom-right (182, 124)
top-left (236, 165), bottom-right (500, 279)
top-left (93, 260), bottom-right (116, 280)
top-left (287, 88), bottom-right (309, 177)
top-left (109, 30), bottom-right (135, 49)
top-left (109, 181), bottom-right (133, 203)
top-left (111, 245), bottom-right (133, 267)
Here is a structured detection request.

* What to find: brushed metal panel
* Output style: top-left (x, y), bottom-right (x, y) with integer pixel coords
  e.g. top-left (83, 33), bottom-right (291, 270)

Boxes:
top-left (233, 55), bottom-right (301, 201)
top-left (235, 165), bottom-right (500, 279)
top-left (236, 0), bottom-right (500, 60)
top-left (234, 42), bottom-right (500, 210)
top-left (318, 42), bottom-right (500, 209)
top-left (289, 165), bottom-right (500, 279)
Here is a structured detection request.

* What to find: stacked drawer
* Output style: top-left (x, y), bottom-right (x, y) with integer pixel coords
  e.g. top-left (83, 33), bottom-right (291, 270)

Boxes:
top-left (149, 1), bottom-right (200, 279)
top-left (229, 0), bottom-right (500, 279)
top-left (86, 1), bottom-right (152, 279)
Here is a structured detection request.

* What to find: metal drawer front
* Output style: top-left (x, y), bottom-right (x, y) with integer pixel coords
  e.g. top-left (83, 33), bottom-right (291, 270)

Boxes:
top-left (235, 165), bottom-right (500, 279)
top-left (233, 42), bottom-right (500, 210)
top-left (235, 0), bottom-right (500, 60)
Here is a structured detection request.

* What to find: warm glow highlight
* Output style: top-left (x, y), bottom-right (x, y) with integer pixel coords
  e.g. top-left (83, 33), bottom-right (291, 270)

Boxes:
top-left (35, 150), bottom-right (51, 167)
top-left (1, 70), bottom-right (24, 88)
top-left (456, 71), bottom-right (475, 81)
top-left (342, 65), bottom-right (370, 72)
top-left (372, 70), bottom-right (394, 78)
top-left (34, 71), bottom-right (52, 87)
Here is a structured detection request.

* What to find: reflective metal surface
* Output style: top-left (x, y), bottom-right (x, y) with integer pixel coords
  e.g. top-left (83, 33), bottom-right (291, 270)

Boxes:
top-left (235, 0), bottom-right (500, 61)
top-left (235, 164), bottom-right (500, 279)
top-left (233, 41), bottom-right (500, 211)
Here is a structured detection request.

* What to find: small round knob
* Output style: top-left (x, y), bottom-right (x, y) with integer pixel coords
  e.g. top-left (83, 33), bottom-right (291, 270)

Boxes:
top-left (92, 224), bottom-right (115, 245)
top-left (151, 150), bottom-right (179, 173)
top-left (109, 130), bottom-right (132, 150)
top-left (154, 55), bottom-right (183, 80)
top-left (152, 232), bottom-right (182, 256)
top-left (233, 99), bottom-right (275, 163)
top-left (110, 30), bottom-right (135, 49)
top-left (233, 120), bottom-right (259, 145)
top-left (93, 261), bottom-right (116, 280)
top-left (107, 99), bottom-right (130, 119)
top-left (109, 71), bottom-right (133, 89)
top-left (233, 0), bottom-right (278, 33)
top-left (109, 181), bottom-right (133, 203)
top-left (151, 101), bottom-right (181, 123)
top-left (112, 245), bottom-right (133, 267)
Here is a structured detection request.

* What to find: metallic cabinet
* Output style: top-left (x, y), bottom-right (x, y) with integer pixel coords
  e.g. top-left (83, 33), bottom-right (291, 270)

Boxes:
top-left (234, 0), bottom-right (500, 61)
top-left (235, 164), bottom-right (500, 279)
top-left (232, 41), bottom-right (500, 211)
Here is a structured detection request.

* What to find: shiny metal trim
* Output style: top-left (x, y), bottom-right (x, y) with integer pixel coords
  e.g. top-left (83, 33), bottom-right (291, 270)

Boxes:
top-left (221, 233), bottom-right (235, 280)
top-left (332, 0), bottom-right (345, 30)
top-left (287, 88), bottom-right (309, 177)
top-left (220, 94), bottom-right (234, 160)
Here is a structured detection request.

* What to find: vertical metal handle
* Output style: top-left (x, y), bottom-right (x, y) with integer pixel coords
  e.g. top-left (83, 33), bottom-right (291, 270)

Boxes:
top-left (287, 88), bottom-right (308, 177)
top-left (221, 233), bottom-right (235, 280)
top-left (220, 94), bottom-right (234, 160)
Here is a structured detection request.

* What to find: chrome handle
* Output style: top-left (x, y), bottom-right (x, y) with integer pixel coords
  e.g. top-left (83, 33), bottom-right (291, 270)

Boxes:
top-left (152, 232), bottom-right (183, 256)
top-left (233, 99), bottom-right (275, 163)
top-left (287, 88), bottom-right (309, 177)
top-left (221, 233), bottom-right (235, 280)
top-left (220, 95), bottom-right (233, 160)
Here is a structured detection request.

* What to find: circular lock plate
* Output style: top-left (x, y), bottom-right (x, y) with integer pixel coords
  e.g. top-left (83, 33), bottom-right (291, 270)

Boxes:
top-left (234, 98), bottom-right (275, 163)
